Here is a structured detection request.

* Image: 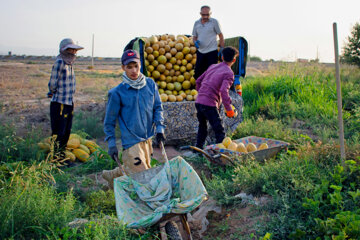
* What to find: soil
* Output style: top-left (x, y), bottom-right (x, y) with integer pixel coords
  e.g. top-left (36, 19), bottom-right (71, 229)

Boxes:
top-left (0, 59), bottom-right (272, 239)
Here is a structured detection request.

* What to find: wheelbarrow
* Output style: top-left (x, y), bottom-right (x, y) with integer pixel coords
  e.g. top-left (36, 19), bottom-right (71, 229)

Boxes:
top-left (113, 142), bottom-right (207, 240)
top-left (186, 136), bottom-right (290, 166)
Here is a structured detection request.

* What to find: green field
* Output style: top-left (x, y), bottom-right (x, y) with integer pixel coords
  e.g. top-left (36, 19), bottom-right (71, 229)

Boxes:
top-left (1, 62), bottom-right (359, 239)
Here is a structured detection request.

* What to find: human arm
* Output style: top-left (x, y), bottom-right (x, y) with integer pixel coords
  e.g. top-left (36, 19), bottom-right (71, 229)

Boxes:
top-left (220, 74), bottom-right (234, 112)
top-left (104, 90), bottom-right (121, 151)
top-left (48, 60), bottom-right (63, 95)
top-left (218, 33), bottom-right (225, 48)
top-left (192, 23), bottom-right (200, 49)
top-left (153, 84), bottom-right (165, 134)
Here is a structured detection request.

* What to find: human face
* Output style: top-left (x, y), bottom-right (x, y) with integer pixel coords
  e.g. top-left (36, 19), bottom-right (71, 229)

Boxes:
top-left (122, 61), bottom-right (140, 80)
top-left (200, 7), bottom-right (211, 22)
top-left (66, 48), bottom-right (78, 54)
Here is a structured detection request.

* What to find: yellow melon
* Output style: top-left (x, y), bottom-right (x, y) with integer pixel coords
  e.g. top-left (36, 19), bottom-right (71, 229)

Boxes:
top-left (65, 150), bottom-right (76, 162)
top-left (217, 143), bottom-right (226, 149)
top-left (79, 144), bottom-right (90, 154)
top-left (38, 142), bottom-right (50, 152)
top-left (246, 143), bottom-right (257, 152)
top-left (222, 137), bottom-right (232, 148)
top-left (84, 140), bottom-right (100, 153)
top-left (73, 148), bottom-right (90, 162)
top-left (67, 138), bottom-right (80, 149)
top-left (236, 143), bottom-right (247, 153)
top-left (258, 143), bottom-right (269, 150)
top-left (227, 141), bottom-right (238, 151)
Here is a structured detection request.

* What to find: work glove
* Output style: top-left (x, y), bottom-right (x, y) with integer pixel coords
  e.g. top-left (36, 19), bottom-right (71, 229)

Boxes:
top-left (194, 40), bottom-right (200, 49)
top-left (225, 105), bottom-right (238, 118)
top-left (235, 84), bottom-right (242, 96)
top-left (233, 78), bottom-right (242, 96)
top-left (108, 146), bottom-right (118, 161)
top-left (47, 91), bottom-right (53, 98)
top-left (218, 47), bottom-right (224, 59)
top-left (156, 133), bottom-right (166, 147)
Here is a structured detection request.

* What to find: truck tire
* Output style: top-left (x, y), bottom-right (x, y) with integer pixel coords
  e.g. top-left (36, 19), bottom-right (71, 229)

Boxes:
top-left (165, 221), bottom-right (183, 240)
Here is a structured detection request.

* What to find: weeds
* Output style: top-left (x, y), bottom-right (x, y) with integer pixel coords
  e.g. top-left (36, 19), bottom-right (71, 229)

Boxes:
top-left (0, 124), bottom-right (46, 163)
top-left (72, 111), bottom-right (105, 139)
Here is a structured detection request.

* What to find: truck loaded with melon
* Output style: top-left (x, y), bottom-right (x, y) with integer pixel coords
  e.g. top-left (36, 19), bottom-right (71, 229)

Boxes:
top-left (125, 34), bottom-right (248, 145)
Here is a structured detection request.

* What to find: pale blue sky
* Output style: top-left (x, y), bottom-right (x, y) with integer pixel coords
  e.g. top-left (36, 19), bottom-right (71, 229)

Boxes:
top-left (0, 0), bottom-right (359, 62)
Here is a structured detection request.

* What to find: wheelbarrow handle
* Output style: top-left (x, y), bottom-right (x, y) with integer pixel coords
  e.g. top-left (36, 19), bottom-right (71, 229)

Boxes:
top-left (113, 155), bottom-right (127, 176)
top-left (160, 141), bottom-right (169, 164)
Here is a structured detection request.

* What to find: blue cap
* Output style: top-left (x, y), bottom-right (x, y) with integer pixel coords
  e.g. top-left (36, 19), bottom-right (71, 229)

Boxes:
top-left (121, 49), bottom-right (140, 65)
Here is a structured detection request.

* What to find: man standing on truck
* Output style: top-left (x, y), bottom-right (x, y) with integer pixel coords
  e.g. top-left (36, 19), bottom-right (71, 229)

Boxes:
top-left (192, 5), bottom-right (225, 80)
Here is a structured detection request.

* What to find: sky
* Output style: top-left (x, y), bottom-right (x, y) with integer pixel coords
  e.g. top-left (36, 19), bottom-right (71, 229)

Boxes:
top-left (0, 0), bottom-right (359, 63)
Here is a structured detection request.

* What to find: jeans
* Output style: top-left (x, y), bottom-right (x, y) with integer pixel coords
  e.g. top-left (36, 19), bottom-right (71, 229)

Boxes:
top-left (194, 50), bottom-right (218, 80)
top-left (195, 103), bottom-right (225, 149)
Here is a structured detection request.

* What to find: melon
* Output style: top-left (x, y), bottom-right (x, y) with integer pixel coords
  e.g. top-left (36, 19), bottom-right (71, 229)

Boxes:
top-left (258, 143), bottom-right (269, 150)
top-left (246, 143), bottom-right (257, 152)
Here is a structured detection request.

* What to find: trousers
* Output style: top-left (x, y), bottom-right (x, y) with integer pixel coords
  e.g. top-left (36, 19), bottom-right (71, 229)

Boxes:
top-left (195, 103), bottom-right (225, 149)
top-left (50, 101), bottom-right (74, 151)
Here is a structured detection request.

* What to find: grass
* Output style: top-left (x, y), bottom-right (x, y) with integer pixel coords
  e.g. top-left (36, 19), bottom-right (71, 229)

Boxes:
top-left (0, 124), bottom-right (47, 164)
top-left (1, 61), bottom-right (360, 239)
top-left (72, 111), bottom-right (106, 139)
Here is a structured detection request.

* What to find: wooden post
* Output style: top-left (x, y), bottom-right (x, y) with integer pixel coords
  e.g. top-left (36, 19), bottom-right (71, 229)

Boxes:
top-left (332, 22), bottom-right (346, 164)
top-left (91, 34), bottom-right (94, 68)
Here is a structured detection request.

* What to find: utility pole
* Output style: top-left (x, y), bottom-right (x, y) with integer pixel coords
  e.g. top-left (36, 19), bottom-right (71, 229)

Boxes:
top-left (333, 22), bottom-right (346, 165)
top-left (91, 34), bottom-right (94, 68)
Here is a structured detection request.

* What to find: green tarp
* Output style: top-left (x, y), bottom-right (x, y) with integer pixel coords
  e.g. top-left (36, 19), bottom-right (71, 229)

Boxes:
top-left (114, 156), bottom-right (208, 228)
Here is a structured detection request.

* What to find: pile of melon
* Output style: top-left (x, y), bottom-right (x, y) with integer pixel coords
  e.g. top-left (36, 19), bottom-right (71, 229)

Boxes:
top-left (142, 34), bottom-right (198, 102)
top-left (38, 134), bottom-right (100, 162)
top-left (217, 137), bottom-right (269, 153)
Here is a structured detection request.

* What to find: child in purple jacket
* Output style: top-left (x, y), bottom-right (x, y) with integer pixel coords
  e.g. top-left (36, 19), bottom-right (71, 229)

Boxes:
top-left (195, 46), bottom-right (239, 149)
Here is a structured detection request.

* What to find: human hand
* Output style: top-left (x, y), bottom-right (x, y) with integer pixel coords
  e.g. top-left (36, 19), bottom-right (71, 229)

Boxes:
top-left (156, 133), bottom-right (166, 146)
top-left (235, 84), bottom-right (242, 96)
top-left (108, 146), bottom-right (118, 161)
top-left (225, 105), bottom-right (238, 118)
top-left (47, 91), bottom-right (53, 98)
top-left (194, 40), bottom-right (200, 49)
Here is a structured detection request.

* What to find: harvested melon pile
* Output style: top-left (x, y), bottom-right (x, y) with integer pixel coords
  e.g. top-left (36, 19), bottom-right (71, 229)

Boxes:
top-left (217, 137), bottom-right (269, 153)
top-left (38, 133), bottom-right (101, 163)
top-left (142, 34), bottom-right (198, 102)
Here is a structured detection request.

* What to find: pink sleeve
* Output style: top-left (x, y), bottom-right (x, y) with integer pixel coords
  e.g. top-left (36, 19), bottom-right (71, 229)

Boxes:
top-left (220, 74), bottom-right (234, 111)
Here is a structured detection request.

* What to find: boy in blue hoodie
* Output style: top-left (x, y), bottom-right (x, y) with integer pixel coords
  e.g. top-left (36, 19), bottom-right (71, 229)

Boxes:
top-left (102, 50), bottom-right (166, 189)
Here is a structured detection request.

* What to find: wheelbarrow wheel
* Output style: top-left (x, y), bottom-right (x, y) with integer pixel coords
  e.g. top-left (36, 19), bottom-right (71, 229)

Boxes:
top-left (165, 221), bottom-right (183, 240)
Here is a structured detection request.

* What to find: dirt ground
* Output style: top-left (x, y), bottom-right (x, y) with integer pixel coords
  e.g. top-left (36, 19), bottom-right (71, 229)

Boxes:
top-left (0, 59), bottom-right (270, 239)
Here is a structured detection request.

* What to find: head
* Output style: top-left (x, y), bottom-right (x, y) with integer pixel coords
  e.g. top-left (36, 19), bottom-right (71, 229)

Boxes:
top-left (59, 38), bottom-right (83, 54)
top-left (200, 5), bottom-right (211, 22)
top-left (121, 49), bottom-right (141, 80)
top-left (222, 47), bottom-right (239, 65)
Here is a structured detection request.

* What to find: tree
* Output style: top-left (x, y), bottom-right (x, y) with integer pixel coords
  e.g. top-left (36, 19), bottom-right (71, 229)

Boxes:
top-left (341, 22), bottom-right (360, 67)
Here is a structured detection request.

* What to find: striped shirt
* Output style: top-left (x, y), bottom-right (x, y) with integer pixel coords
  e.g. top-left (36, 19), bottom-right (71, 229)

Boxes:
top-left (48, 58), bottom-right (76, 106)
